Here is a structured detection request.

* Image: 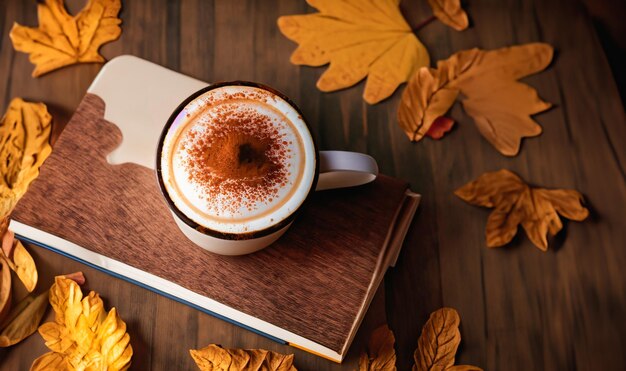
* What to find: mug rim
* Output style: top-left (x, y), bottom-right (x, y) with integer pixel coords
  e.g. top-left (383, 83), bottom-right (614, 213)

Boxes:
top-left (155, 81), bottom-right (320, 241)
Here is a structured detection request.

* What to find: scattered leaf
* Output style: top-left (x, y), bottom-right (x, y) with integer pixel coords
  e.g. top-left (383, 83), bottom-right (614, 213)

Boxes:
top-left (31, 352), bottom-right (68, 370)
top-left (278, 0), bottom-right (429, 104)
top-left (2, 229), bottom-right (14, 258)
top-left (0, 291), bottom-right (49, 347)
top-left (7, 240), bottom-right (38, 292)
top-left (398, 43), bottom-right (553, 156)
top-left (10, 0), bottom-right (122, 77)
top-left (426, 116), bottom-right (455, 140)
top-left (359, 325), bottom-right (396, 371)
top-left (61, 271), bottom-right (86, 285)
top-left (0, 98), bottom-right (52, 218)
top-left (455, 169), bottom-right (589, 250)
top-left (413, 308), bottom-right (482, 371)
top-left (427, 0), bottom-right (469, 31)
top-left (0, 258), bottom-right (11, 325)
top-left (190, 344), bottom-right (297, 371)
top-left (32, 276), bottom-right (132, 371)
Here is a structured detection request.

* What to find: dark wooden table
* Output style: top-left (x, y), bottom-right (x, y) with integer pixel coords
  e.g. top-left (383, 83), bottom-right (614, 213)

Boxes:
top-left (1, 0), bottom-right (625, 370)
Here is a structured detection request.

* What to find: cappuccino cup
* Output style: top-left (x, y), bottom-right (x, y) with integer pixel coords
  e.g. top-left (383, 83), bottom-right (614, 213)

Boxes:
top-left (156, 82), bottom-right (378, 255)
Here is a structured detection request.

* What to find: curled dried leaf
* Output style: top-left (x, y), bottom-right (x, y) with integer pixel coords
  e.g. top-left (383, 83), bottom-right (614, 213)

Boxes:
top-left (413, 308), bottom-right (482, 371)
top-left (10, 0), bottom-right (122, 77)
top-left (427, 0), bottom-right (469, 31)
top-left (7, 240), bottom-right (38, 292)
top-left (0, 257), bottom-right (11, 325)
top-left (190, 344), bottom-right (297, 371)
top-left (0, 291), bottom-right (48, 347)
top-left (33, 276), bottom-right (132, 371)
top-left (359, 325), bottom-right (396, 371)
top-left (398, 43), bottom-right (553, 156)
top-left (0, 98), bottom-right (52, 218)
top-left (278, 0), bottom-right (429, 104)
top-left (455, 169), bottom-right (589, 250)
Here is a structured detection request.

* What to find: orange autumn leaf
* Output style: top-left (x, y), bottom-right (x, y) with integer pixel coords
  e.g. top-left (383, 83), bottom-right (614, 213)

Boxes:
top-left (0, 257), bottom-right (11, 326)
top-left (358, 325), bottom-right (397, 371)
top-left (278, 0), bottom-right (429, 104)
top-left (413, 308), bottom-right (482, 371)
top-left (427, 0), bottom-right (469, 31)
top-left (0, 98), bottom-right (52, 218)
top-left (455, 169), bottom-right (589, 251)
top-left (190, 344), bottom-right (297, 371)
top-left (10, 0), bottom-right (122, 77)
top-left (1, 231), bottom-right (38, 293)
top-left (398, 43), bottom-right (553, 156)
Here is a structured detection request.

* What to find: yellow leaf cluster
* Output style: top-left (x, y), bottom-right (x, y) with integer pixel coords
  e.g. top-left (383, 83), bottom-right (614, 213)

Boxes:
top-left (0, 99), bottom-right (52, 218)
top-left (455, 169), bottom-right (589, 250)
top-left (358, 325), bottom-right (396, 371)
top-left (32, 276), bottom-right (132, 371)
top-left (10, 0), bottom-right (122, 77)
top-left (190, 344), bottom-right (297, 371)
top-left (278, 0), bottom-right (429, 104)
top-left (398, 43), bottom-right (553, 156)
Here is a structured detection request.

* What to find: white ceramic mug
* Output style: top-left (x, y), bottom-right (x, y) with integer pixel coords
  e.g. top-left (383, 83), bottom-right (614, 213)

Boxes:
top-left (156, 82), bottom-right (378, 255)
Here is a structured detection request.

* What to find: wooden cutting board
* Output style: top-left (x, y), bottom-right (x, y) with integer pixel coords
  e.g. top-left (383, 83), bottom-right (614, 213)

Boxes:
top-left (11, 56), bottom-right (418, 360)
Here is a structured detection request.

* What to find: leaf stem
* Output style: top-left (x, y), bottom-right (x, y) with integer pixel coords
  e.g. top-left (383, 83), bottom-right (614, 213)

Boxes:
top-left (413, 15), bottom-right (436, 32)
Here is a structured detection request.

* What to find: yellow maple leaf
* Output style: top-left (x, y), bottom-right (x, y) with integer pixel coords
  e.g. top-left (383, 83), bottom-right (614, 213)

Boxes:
top-left (10, 0), bottom-right (122, 77)
top-left (398, 43), bottom-right (553, 156)
top-left (427, 0), bottom-right (469, 31)
top-left (413, 308), bottom-right (482, 371)
top-left (190, 344), bottom-right (297, 371)
top-left (455, 169), bottom-right (589, 250)
top-left (358, 325), bottom-right (397, 371)
top-left (278, 0), bottom-right (429, 104)
top-left (0, 98), bottom-right (52, 218)
top-left (32, 276), bottom-right (132, 371)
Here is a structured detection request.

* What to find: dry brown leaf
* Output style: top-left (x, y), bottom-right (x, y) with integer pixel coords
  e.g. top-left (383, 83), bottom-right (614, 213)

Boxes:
top-left (190, 344), bottom-right (297, 371)
top-left (0, 98), bottom-right (52, 218)
top-left (0, 257), bottom-right (11, 325)
top-left (358, 325), bottom-right (396, 371)
top-left (398, 43), bottom-right (553, 156)
top-left (455, 169), bottom-right (589, 250)
top-left (427, 0), bottom-right (469, 31)
top-left (10, 0), bottom-right (122, 77)
top-left (278, 0), bottom-right (429, 104)
top-left (413, 308), bottom-right (482, 371)
top-left (32, 276), bottom-right (132, 371)
top-left (0, 291), bottom-right (49, 347)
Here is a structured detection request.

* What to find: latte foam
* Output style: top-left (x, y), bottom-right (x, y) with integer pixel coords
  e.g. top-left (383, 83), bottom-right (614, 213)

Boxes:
top-left (160, 85), bottom-right (316, 235)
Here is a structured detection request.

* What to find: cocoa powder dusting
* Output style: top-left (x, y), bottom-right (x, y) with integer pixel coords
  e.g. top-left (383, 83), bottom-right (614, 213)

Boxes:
top-left (180, 104), bottom-right (292, 215)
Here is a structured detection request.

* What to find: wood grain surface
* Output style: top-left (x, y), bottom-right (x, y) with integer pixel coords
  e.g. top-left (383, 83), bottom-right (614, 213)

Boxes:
top-left (1, 0), bottom-right (625, 370)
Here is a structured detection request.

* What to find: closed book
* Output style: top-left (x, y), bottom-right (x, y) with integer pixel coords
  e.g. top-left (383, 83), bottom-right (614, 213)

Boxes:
top-left (10, 56), bottom-right (420, 362)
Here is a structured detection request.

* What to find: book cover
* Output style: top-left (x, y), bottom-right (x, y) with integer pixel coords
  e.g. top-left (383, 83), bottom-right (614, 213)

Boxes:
top-left (10, 56), bottom-right (420, 362)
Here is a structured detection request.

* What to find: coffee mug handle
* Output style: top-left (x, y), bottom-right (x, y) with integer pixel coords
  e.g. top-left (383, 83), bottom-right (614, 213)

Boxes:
top-left (316, 151), bottom-right (379, 191)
